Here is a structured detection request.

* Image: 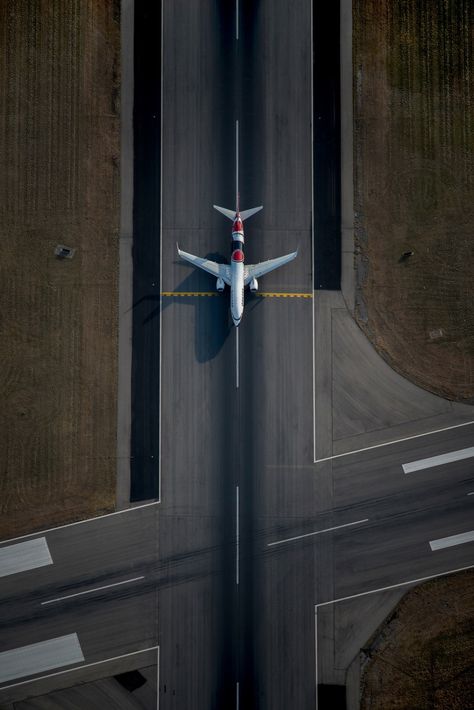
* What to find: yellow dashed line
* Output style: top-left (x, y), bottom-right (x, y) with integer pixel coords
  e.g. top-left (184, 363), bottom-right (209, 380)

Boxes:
top-left (161, 292), bottom-right (313, 298)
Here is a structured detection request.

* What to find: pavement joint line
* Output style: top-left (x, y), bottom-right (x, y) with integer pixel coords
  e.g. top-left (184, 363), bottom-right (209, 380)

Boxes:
top-left (0, 645), bottom-right (160, 692)
top-left (315, 562), bottom-right (474, 609)
top-left (0, 501), bottom-right (159, 547)
top-left (267, 518), bottom-right (369, 547)
top-left (314, 420), bottom-right (474, 464)
top-left (41, 576), bottom-right (145, 605)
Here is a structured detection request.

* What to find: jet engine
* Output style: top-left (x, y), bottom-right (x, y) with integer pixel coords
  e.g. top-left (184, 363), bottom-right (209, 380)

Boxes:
top-left (216, 277), bottom-right (225, 292)
top-left (249, 277), bottom-right (258, 292)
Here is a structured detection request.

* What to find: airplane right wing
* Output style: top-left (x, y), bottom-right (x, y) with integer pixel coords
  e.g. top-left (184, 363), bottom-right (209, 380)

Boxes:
top-left (244, 250), bottom-right (298, 285)
top-left (177, 246), bottom-right (231, 285)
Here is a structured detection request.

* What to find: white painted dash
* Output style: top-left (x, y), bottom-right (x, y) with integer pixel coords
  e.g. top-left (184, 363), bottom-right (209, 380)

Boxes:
top-left (41, 576), bottom-right (145, 605)
top-left (236, 486), bottom-right (240, 585)
top-left (0, 537), bottom-right (52, 578)
top-left (268, 519), bottom-right (369, 547)
top-left (403, 446), bottom-right (474, 474)
top-left (430, 530), bottom-right (474, 551)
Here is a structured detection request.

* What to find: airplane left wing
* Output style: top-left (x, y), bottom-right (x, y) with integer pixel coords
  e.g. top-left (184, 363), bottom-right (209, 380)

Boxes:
top-left (177, 246), bottom-right (231, 285)
top-left (244, 250), bottom-right (298, 285)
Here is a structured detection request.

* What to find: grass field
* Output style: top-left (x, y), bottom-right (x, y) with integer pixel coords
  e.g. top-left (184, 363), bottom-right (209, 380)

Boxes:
top-left (360, 571), bottom-right (474, 709)
top-left (354, 0), bottom-right (474, 401)
top-left (0, 1), bottom-right (120, 538)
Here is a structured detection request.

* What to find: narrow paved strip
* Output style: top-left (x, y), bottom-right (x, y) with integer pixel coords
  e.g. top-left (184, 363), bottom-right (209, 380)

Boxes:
top-left (429, 530), bottom-right (474, 551)
top-left (0, 634), bottom-right (84, 684)
top-left (403, 446), bottom-right (474, 474)
top-left (41, 576), bottom-right (145, 605)
top-left (267, 519), bottom-right (368, 547)
top-left (0, 538), bottom-right (52, 578)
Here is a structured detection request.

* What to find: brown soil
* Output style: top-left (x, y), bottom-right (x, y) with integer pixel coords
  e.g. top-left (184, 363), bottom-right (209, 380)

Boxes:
top-left (353, 0), bottom-right (474, 402)
top-left (0, 2), bottom-right (120, 538)
top-left (360, 570), bottom-right (474, 710)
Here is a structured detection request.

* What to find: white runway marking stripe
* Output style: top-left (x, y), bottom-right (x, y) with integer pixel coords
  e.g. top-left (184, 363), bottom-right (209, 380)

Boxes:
top-left (403, 446), bottom-right (474, 474)
top-left (41, 576), bottom-right (145, 605)
top-left (0, 634), bottom-right (84, 684)
top-left (0, 538), bottom-right (52, 578)
top-left (236, 486), bottom-right (240, 585)
top-left (429, 530), bottom-right (474, 551)
top-left (267, 519), bottom-right (368, 547)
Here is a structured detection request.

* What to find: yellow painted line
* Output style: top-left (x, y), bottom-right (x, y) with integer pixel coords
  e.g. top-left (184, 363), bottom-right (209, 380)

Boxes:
top-left (161, 292), bottom-right (312, 298)
top-left (258, 293), bottom-right (312, 298)
top-left (161, 292), bottom-right (219, 297)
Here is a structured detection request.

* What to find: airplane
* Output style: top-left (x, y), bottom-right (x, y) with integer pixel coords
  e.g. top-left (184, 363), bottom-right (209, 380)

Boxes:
top-left (177, 201), bottom-right (297, 327)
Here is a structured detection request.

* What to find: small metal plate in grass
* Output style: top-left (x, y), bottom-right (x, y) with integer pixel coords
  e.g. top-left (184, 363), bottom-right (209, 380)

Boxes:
top-left (54, 244), bottom-right (76, 259)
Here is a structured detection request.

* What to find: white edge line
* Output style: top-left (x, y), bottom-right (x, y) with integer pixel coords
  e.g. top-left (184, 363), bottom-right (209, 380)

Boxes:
top-left (310, 0), bottom-right (316, 466)
top-left (0, 501), bottom-right (159, 547)
top-left (235, 0), bottom-right (239, 40)
top-left (236, 119), bottom-right (239, 209)
top-left (315, 562), bottom-right (474, 609)
top-left (158, 0), bottom-right (164, 505)
top-left (314, 607), bottom-right (318, 710)
top-left (0, 645), bottom-right (160, 692)
top-left (156, 646), bottom-right (160, 710)
top-left (267, 518), bottom-right (368, 547)
top-left (314, 420), bottom-right (474, 464)
top-left (236, 486), bottom-right (240, 585)
top-left (41, 576), bottom-right (145, 605)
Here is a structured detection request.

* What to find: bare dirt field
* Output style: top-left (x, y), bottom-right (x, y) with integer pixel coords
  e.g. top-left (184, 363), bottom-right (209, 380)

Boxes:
top-left (0, 1), bottom-right (120, 538)
top-left (360, 570), bottom-right (474, 709)
top-left (353, 0), bottom-right (474, 401)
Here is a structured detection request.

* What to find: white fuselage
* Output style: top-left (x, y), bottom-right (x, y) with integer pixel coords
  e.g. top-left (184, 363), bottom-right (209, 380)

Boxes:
top-left (230, 214), bottom-right (245, 327)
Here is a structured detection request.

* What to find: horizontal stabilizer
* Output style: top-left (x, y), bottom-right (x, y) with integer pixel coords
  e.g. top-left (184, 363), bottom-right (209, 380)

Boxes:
top-left (213, 205), bottom-right (236, 221)
top-left (239, 206), bottom-right (263, 221)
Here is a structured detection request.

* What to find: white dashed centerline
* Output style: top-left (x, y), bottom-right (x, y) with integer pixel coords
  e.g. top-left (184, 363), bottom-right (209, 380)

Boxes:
top-left (267, 518), bottom-right (368, 547)
top-left (41, 576), bottom-right (145, 606)
top-left (236, 486), bottom-right (240, 585)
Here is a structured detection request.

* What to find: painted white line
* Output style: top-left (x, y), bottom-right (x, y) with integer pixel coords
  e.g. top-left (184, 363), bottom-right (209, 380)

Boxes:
top-left (0, 644), bottom-right (160, 692)
top-left (0, 538), bottom-right (52, 578)
top-left (267, 518), bottom-right (368, 547)
top-left (315, 562), bottom-right (474, 609)
top-left (403, 446), bottom-right (474, 474)
top-left (41, 576), bottom-right (145, 605)
top-left (0, 501), bottom-right (159, 547)
top-left (236, 680), bottom-right (240, 709)
top-left (236, 486), bottom-right (240, 585)
top-left (468, 492), bottom-right (474, 496)
top-left (311, 0), bottom-right (316, 467)
top-left (429, 530), bottom-right (474, 551)
top-left (314, 420), bottom-right (474, 464)
top-left (0, 634), bottom-right (84, 684)
top-left (235, 326), bottom-right (240, 389)
top-left (235, 0), bottom-right (239, 40)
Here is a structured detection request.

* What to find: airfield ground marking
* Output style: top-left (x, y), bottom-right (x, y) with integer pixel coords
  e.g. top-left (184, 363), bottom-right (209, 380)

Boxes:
top-left (41, 576), bottom-right (145, 606)
top-left (158, 0), bottom-right (164, 507)
top-left (156, 646), bottom-right (160, 710)
top-left (314, 420), bottom-right (474, 465)
top-left (235, 0), bottom-right (239, 40)
top-left (468, 492), bottom-right (474, 496)
top-left (429, 530), bottom-right (474, 551)
top-left (236, 486), bottom-right (240, 585)
top-left (161, 292), bottom-right (312, 298)
top-left (0, 645), bottom-right (160, 692)
top-left (0, 501), bottom-right (159, 547)
top-left (236, 681), bottom-right (240, 709)
top-left (403, 446), bottom-right (474, 474)
top-left (267, 519), bottom-right (368, 547)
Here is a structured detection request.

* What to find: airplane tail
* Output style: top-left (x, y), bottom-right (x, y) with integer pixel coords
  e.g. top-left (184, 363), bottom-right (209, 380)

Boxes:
top-left (213, 205), bottom-right (263, 221)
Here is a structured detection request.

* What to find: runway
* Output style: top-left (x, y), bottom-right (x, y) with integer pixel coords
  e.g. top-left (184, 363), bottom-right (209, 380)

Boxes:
top-left (0, 2), bottom-right (473, 709)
